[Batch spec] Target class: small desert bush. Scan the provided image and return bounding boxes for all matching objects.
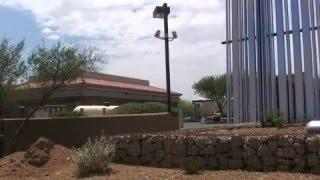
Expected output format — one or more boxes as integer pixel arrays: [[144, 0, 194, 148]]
[[52, 110, 83, 118], [182, 156, 205, 174], [109, 102, 167, 114], [263, 111, 284, 128], [74, 136, 116, 177]]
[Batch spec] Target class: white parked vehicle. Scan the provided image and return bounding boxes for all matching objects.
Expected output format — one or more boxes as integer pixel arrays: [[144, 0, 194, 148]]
[[73, 105, 118, 117], [307, 120, 320, 134]]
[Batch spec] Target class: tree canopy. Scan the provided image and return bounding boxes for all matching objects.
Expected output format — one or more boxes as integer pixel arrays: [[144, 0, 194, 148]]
[[0, 39, 26, 134], [192, 74, 227, 116], [12, 42, 101, 148]]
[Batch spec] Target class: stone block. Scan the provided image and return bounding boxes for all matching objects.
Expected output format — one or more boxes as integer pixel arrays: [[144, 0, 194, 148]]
[[277, 158, 294, 166], [230, 148, 243, 159], [231, 136, 243, 147], [278, 136, 294, 147], [307, 153, 319, 167], [187, 145, 199, 155], [127, 141, 141, 156], [228, 159, 244, 169], [294, 155, 306, 168], [246, 155, 262, 171], [262, 156, 277, 166], [218, 154, 229, 169], [306, 136, 320, 153], [275, 147, 296, 159], [217, 137, 231, 153], [293, 143, 305, 154], [246, 137, 266, 150], [268, 141, 278, 153], [200, 144, 216, 155], [207, 156, 218, 169], [244, 145, 256, 157], [258, 143, 271, 157]]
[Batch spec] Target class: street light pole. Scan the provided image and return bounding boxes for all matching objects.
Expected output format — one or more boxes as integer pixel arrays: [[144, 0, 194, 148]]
[[153, 3, 177, 113], [163, 4, 172, 113]]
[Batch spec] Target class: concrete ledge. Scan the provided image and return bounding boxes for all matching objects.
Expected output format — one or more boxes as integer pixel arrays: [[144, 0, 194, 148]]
[[2, 113, 179, 153]]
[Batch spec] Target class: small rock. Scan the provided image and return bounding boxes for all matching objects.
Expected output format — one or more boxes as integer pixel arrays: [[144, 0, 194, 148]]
[[306, 136, 320, 153], [24, 137, 54, 167], [278, 136, 294, 147]]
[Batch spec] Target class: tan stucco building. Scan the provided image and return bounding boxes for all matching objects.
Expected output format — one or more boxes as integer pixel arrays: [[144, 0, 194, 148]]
[[14, 71, 181, 117]]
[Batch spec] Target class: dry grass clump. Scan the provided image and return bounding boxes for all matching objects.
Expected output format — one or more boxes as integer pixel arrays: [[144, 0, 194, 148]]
[[74, 136, 116, 177]]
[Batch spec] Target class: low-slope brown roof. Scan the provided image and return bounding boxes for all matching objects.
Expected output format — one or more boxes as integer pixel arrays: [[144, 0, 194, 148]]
[[79, 78, 182, 96]]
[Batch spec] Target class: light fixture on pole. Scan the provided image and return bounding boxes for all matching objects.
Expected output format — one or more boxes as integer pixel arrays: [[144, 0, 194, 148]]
[[153, 3, 177, 113]]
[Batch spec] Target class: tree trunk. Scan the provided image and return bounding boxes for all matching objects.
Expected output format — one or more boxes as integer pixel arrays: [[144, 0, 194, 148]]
[[216, 101, 226, 117]]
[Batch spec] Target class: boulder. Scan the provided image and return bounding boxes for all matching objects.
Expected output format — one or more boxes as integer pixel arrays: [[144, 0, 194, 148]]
[[24, 137, 54, 167], [306, 136, 320, 153]]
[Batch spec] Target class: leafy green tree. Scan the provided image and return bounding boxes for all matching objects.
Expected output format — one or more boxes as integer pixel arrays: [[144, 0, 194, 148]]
[[13, 42, 101, 146], [192, 74, 227, 116], [0, 39, 26, 134], [178, 99, 193, 117]]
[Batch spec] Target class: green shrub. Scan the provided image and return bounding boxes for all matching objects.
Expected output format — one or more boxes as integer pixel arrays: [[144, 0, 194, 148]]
[[109, 102, 167, 114], [263, 111, 284, 128], [178, 99, 193, 117], [182, 156, 205, 174], [52, 110, 83, 118], [74, 136, 116, 177]]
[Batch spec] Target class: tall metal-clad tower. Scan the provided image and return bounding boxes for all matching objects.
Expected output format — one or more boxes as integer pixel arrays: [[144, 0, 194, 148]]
[[224, 0, 320, 123]]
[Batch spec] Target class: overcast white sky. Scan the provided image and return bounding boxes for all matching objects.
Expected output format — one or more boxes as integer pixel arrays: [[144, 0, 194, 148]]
[[0, 0, 226, 100]]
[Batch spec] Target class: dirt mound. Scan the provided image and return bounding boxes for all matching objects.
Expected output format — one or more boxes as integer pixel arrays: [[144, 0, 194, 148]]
[[0, 144, 74, 179], [24, 137, 54, 167]]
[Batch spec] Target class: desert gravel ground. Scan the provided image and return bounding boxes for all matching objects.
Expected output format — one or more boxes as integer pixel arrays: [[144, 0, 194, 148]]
[[1, 144, 320, 180]]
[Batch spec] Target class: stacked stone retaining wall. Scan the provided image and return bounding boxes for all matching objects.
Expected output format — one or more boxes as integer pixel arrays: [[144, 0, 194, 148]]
[[113, 134, 320, 173]]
